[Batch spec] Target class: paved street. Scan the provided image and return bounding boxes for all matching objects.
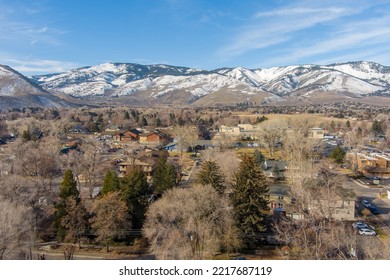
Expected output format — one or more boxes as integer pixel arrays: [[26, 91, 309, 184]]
[[343, 178, 390, 235]]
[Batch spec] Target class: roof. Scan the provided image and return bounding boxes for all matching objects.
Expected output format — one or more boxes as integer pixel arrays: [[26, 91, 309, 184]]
[[264, 160, 288, 170], [268, 185, 291, 196], [129, 128, 142, 135]]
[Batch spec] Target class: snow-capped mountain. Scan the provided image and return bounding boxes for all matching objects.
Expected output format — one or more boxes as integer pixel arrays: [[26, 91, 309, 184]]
[[0, 64, 72, 110], [30, 61, 390, 105]]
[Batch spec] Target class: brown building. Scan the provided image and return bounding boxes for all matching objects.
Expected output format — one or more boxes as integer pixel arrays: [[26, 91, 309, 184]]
[[139, 130, 171, 146], [119, 149, 168, 177], [114, 130, 140, 142], [347, 152, 390, 178]]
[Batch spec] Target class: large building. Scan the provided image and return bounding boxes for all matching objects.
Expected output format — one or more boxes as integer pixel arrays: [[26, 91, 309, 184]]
[[347, 152, 390, 178]]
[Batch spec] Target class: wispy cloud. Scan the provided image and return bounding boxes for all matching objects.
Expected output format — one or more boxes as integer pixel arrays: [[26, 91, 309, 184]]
[[0, 53, 78, 74], [216, 0, 389, 66], [0, 2, 66, 46], [257, 15, 390, 67], [217, 4, 359, 59]]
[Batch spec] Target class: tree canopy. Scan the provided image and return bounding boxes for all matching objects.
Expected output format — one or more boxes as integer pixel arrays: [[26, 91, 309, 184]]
[[230, 156, 270, 249]]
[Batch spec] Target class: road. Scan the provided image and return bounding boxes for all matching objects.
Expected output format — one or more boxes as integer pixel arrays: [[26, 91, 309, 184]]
[[343, 178, 390, 235]]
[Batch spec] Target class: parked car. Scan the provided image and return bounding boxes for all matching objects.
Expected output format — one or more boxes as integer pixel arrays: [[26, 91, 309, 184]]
[[361, 200, 372, 208], [352, 221, 375, 230], [358, 228, 377, 236], [352, 221, 368, 229], [368, 205, 380, 215]]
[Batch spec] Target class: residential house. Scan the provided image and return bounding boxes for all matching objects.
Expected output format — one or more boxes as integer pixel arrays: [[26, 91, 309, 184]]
[[113, 129, 140, 142], [164, 140, 217, 152], [119, 149, 168, 177], [308, 127, 324, 139], [216, 124, 260, 140], [263, 160, 287, 179], [347, 152, 390, 178], [267, 185, 291, 212], [139, 130, 171, 146]]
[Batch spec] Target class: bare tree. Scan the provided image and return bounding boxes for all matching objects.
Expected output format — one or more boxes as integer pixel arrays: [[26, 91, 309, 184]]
[[256, 119, 288, 158], [200, 149, 240, 186], [143, 185, 240, 259], [91, 191, 130, 252], [76, 141, 108, 198], [0, 198, 32, 259], [172, 125, 198, 157], [344, 129, 364, 175]]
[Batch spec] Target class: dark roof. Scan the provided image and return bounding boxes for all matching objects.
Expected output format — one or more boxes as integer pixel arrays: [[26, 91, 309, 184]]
[[264, 160, 288, 171], [129, 129, 142, 135], [268, 185, 290, 196]]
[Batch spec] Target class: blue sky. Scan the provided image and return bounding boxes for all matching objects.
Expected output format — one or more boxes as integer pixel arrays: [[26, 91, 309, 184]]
[[1, 0, 390, 75]]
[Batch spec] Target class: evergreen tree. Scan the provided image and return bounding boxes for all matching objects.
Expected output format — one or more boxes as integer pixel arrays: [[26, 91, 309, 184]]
[[329, 145, 346, 164], [155, 117, 162, 127], [55, 170, 80, 241], [141, 116, 148, 127], [372, 119, 384, 137], [230, 156, 269, 249], [21, 130, 31, 141], [101, 170, 120, 196], [121, 168, 150, 229], [253, 149, 265, 169], [346, 120, 351, 130], [153, 156, 177, 194], [196, 160, 225, 196], [330, 120, 336, 132], [124, 111, 130, 120], [59, 170, 80, 201]]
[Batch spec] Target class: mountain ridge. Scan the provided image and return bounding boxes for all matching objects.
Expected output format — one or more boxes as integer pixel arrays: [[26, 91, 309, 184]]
[[30, 61, 390, 105], [1, 61, 390, 109], [0, 64, 74, 110]]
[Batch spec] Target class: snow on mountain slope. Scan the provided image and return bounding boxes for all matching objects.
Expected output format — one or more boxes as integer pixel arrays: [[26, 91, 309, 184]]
[[30, 61, 390, 104], [325, 61, 390, 87], [1, 64, 46, 96], [0, 64, 73, 110]]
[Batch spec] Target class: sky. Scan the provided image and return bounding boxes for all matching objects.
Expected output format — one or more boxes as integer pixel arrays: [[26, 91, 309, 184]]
[[1, 0, 390, 75]]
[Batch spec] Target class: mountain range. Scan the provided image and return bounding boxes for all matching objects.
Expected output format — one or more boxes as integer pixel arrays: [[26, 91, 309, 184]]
[[0, 64, 71, 110], [1, 61, 390, 109]]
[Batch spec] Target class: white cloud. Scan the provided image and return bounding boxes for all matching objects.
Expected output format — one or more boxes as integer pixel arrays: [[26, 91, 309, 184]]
[[0, 53, 79, 74], [216, 0, 390, 66], [256, 7, 348, 17], [257, 15, 390, 67], [217, 3, 359, 59]]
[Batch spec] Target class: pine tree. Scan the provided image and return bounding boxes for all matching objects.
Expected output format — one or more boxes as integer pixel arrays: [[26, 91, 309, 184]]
[[55, 170, 80, 241], [59, 170, 80, 201], [253, 149, 265, 168], [346, 120, 351, 130], [121, 168, 150, 229], [230, 156, 269, 249], [141, 116, 148, 127], [153, 156, 177, 194], [101, 170, 120, 196], [155, 117, 162, 127], [372, 119, 384, 137], [196, 160, 225, 196], [329, 145, 346, 164]]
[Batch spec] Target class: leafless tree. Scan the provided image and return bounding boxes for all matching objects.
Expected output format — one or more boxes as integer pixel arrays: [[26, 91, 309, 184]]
[[0, 198, 32, 259], [91, 191, 130, 252], [172, 125, 198, 157], [200, 149, 240, 186], [143, 184, 240, 259], [256, 119, 288, 158]]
